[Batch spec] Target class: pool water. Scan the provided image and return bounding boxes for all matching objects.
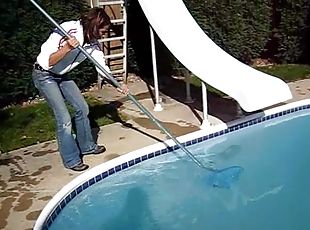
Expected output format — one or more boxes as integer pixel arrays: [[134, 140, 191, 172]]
[[50, 110, 310, 230]]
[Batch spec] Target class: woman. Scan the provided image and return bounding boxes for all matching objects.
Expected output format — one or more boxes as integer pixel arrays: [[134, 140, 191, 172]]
[[32, 8, 127, 172]]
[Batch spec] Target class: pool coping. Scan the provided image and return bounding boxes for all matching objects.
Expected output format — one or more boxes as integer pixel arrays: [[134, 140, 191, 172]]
[[33, 99, 310, 230]]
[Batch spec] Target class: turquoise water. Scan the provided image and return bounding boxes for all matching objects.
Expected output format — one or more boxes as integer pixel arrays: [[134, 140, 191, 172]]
[[50, 110, 310, 230]]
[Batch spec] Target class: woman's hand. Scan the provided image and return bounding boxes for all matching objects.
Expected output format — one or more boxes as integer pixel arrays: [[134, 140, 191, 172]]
[[64, 37, 80, 51], [117, 84, 129, 95]]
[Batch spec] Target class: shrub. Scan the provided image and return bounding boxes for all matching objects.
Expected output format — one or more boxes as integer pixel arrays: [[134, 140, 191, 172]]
[[187, 0, 272, 63], [0, 0, 92, 108], [275, 0, 310, 63]]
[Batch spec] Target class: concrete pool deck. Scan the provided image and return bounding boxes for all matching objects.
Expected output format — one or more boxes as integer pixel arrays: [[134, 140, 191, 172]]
[[0, 76, 310, 230]]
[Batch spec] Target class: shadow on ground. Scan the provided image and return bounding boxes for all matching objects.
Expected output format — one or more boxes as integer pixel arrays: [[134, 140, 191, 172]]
[[87, 101, 163, 144]]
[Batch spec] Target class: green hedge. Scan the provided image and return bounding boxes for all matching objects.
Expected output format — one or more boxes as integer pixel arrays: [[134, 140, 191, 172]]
[[184, 0, 272, 63], [275, 0, 310, 63], [0, 0, 94, 108]]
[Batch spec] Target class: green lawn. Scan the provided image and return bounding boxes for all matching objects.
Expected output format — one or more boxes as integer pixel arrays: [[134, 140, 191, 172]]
[[0, 96, 126, 153], [256, 64, 310, 82]]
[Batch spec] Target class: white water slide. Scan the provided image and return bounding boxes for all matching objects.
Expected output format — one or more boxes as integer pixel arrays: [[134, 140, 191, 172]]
[[137, 0, 292, 112]]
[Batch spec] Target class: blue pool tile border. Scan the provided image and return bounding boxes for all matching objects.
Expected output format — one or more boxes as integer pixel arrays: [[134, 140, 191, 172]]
[[43, 104, 310, 229]]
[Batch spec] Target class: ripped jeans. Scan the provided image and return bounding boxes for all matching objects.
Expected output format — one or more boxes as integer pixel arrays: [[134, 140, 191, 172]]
[[32, 69, 97, 168]]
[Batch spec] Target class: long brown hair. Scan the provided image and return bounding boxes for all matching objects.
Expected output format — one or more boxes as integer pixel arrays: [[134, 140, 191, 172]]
[[80, 7, 111, 44]]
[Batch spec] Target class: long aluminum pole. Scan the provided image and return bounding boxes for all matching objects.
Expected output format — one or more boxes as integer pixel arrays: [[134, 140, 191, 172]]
[[29, 0, 209, 170]]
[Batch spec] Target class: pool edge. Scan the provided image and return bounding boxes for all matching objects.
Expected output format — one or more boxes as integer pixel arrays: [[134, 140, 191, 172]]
[[33, 99, 310, 230]]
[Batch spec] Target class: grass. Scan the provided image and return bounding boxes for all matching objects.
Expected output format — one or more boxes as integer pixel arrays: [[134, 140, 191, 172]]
[[256, 64, 310, 82], [0, 95, 126, 153], [189, 64, 310, 96]]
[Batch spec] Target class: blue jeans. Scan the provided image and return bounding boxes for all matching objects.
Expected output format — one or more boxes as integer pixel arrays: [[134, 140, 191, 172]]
[[32, 69, 97, 168]]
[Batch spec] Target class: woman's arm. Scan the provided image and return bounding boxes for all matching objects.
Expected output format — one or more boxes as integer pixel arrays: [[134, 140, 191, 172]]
[[48, 37, 80, 66], [37, 21, 80, 70]]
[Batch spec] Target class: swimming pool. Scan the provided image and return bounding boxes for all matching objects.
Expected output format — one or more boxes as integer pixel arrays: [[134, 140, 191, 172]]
[[34, 99, 310, 230]]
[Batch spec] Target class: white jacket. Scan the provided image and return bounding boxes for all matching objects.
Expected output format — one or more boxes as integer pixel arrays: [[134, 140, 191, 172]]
[[36, 20, 110, 77]]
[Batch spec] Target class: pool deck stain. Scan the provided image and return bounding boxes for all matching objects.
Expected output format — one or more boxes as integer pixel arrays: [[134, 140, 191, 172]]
[[0, 76, 309, 230]]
